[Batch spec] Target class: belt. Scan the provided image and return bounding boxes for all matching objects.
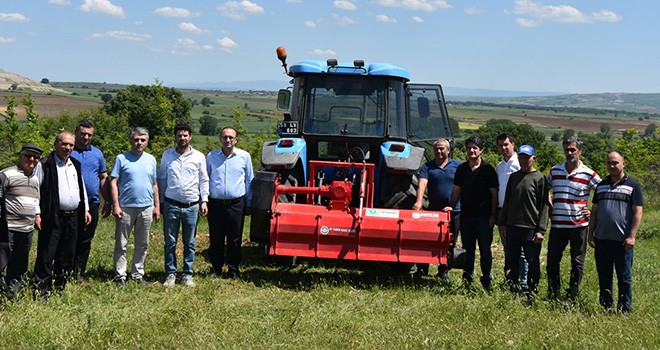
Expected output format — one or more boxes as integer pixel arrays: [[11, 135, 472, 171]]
[[210, 196, 244, 205], [165, 197, 200, 208], [59, 209, 78, 217]]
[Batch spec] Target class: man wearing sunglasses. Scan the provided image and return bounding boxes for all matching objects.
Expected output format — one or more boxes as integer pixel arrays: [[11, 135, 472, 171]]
[[0, 144, 43, 300]]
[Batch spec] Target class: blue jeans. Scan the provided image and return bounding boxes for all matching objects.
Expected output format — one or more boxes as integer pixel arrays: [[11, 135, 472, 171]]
[[163, 202, 200, 276], [594, 238, 634, 312], [504, 226, 541, 293], [460, 215, 493, 284]]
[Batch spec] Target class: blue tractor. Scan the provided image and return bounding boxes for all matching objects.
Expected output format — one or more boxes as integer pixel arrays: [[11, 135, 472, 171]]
[[250, 47, 453, 243]]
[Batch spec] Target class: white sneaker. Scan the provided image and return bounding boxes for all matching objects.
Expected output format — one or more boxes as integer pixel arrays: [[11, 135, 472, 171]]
[[163, 274, 176, 288], [181, 275, 195, 287]]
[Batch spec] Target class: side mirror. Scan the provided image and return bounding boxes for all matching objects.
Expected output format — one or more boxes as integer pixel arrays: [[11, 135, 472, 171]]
[[277, 89, 291, 110]]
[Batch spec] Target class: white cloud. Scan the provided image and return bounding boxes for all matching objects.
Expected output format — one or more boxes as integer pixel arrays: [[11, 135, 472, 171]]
[[217, 1, 264, 20], [334, 1, 357, 11], [179, 22, 208, 34], [80, 0, 125, 18], [377, 0, 451, 12], [309, 49, 336, 56], [331, 13, 358, 25], [376, 14, 396, 23], [464, 7, 481, 15], [412, 16, 424, 23], [287, 0, 303, 3], [91, 31, 151, 41], [175, 38, 197, 49], [154, 7, 200, 18], [513, 0, 622, 27], [217, 36, 238, 52], [0, 37, 17, 44], [48, 0, 71, 5], [304, 20, 317, 28], [0, 13, 29, 22], [202, 44, 214, 50]]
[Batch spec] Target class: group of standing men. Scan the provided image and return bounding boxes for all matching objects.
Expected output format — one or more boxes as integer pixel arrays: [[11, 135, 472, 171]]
[[415, 134, 643, 312], [0, 121, 253, 302]]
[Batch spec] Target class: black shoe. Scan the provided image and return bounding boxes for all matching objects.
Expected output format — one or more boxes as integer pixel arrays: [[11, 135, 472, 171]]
[[134, 277, 150, 286], [438, 271, 451, 282], [223, 271, 240, 280], [115, 278, 126, 288], [480, 277, 492, 292]]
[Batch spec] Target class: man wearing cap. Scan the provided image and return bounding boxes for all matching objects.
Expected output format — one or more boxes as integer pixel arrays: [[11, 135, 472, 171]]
[[0, 144, 43, 300], [35, 131, 92, 302], [70, 120, 110, 283], [499, 145, 550, 302]]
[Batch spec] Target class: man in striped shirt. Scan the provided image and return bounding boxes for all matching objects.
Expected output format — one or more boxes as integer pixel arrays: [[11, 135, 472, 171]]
[[547, 137, 601, 301], [0, 144, 43, 300]]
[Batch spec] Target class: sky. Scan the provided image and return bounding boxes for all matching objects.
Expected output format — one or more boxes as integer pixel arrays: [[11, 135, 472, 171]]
[[1, 0, 659, 94]]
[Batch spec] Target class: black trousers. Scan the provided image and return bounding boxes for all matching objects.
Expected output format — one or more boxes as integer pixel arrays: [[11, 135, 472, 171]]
[[207, 197, 245, 274], [74, 202, 99, 278], [34, 213, 78, 294], [546, 226, 588, 297], [2, 229, 34, 296]]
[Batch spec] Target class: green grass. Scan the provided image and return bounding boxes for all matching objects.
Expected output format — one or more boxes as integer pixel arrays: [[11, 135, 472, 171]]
[[1, 210, 659, 349]]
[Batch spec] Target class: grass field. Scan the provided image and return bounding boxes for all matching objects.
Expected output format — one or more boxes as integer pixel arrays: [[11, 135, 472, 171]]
[[1, 210, 658, 349]]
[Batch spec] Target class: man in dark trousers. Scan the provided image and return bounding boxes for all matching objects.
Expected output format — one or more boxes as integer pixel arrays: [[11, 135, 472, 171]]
[[70, 120, 110, 283], [206, 126, 253, 279], [0, 143, 43, 300], [35, 131, 91, 302], [444, 136, 498, 291]]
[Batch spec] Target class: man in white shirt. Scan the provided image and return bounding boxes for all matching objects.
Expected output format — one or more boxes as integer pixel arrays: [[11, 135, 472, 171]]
[[495, 133, 528, 287], [158, 123, 209, 287]]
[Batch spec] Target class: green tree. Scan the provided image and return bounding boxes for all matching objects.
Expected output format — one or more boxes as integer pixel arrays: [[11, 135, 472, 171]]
[[562, 129, 575, 140], [199, 115, 219, 136], [100, 93, 113, 103], [643, 123, 657, 139], [449, 117, 460, 137], [201, 97, 212, 107], [103, 83, 191, 151]]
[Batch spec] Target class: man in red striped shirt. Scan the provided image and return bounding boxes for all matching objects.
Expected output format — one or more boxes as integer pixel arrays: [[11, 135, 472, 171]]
[[547, 137, 601, 301]]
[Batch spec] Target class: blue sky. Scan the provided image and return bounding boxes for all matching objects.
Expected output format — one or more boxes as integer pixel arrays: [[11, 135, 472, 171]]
[[1, 0, 658, 93]]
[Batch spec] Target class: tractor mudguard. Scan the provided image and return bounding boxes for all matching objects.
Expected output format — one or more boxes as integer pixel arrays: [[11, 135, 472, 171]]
[[380, 141, 425, 174], [261, 138, 307, 171]]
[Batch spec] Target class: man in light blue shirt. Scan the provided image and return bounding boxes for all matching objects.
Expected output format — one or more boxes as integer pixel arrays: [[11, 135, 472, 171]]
[[206, 126, 253, 279], [110, 127, 160, 286], [158, 123, 209, 287]]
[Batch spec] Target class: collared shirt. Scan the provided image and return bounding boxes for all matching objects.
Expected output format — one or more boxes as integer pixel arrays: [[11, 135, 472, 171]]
[[496, 153, 520, 208], [0, 165, 40, 232], [158, 147, 209, 204], [71, 145, 107, 204], [55, 156, 88, 211], [207, 147, 254, 206], [111, 151, 158, 208], [592, 175, 643, 241], [549, 161, 601, 228], [419, 158, 461, 211]]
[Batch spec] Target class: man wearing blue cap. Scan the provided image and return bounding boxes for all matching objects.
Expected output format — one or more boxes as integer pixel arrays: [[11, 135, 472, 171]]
[[499, 144, 550, 302]]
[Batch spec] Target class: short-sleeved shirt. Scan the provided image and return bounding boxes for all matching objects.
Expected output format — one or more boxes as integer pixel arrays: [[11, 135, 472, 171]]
[[453, 160, 498, 217], [592, 175, 643, 241], [496, 154, 520, 208], [549, 161, 601, 228], [71, 145, 107, 204], [419, 158, 461, 211], [111, 151, 157, 208]]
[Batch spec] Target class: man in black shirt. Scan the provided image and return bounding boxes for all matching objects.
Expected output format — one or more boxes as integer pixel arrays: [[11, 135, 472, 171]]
[[444, 137, 498, 291]]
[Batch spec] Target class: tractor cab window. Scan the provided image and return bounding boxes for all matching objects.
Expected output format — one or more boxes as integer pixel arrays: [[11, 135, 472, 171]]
[[407, 84, 452, 143], [302, 75, 388, 137]]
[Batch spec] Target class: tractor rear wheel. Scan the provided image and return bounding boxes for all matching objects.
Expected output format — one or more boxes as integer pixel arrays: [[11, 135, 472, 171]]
[[276, 162, 307, 204]]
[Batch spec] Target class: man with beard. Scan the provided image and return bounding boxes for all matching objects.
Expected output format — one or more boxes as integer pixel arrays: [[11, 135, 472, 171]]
[[158, 123, 209, 287]]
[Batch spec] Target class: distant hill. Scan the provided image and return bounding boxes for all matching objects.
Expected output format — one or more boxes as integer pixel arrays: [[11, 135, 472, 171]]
[[0, 69, 67, 93], [449, 93, 660, 114]]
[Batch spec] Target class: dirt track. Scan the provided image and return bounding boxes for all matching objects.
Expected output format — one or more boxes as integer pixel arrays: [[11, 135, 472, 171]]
[[520, 113, 650, 133], [0, 93, 101, 119]]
